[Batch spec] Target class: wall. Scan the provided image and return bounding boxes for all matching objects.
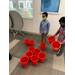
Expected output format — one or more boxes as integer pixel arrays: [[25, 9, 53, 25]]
[[22, 0, 65, 35]]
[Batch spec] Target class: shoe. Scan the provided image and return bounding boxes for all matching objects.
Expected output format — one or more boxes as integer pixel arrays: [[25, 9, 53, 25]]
[[9, 55, 12, 60], [53, 53, 59, 57], [57, 54, 61, 56], [39, 43, 41, 45]]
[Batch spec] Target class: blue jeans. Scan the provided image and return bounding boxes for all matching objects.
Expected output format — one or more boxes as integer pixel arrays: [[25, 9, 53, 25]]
[[59, 43, 65, 55]]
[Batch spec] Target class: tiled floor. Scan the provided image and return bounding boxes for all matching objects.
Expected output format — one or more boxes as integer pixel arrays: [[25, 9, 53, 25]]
[[9, 32, 65, 75], [9, 57, 20, 75], [9, 39, 20, 50], [53, 54, 65, 72]]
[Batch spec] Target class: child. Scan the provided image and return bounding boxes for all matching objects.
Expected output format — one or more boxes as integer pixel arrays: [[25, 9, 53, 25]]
[[39, 12, 50, 44], [53, 17, 65, 56]]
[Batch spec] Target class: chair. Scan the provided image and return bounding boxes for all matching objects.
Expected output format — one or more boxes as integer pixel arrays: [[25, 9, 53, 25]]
[[9, 11, 24, 37], [9, 15, 14, 33]]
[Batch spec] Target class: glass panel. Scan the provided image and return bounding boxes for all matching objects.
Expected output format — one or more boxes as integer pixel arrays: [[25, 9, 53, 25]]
[[9, 1, 17, 11], [9, 0, 33, 18], [26, 1, 33, 17], [18, 0, 33, 17]]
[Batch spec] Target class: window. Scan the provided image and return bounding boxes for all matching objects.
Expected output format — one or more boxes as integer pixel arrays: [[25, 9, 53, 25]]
[[41, 0, 60, 13], [9, 0, 33, 18], [9, 1, 17, 11]]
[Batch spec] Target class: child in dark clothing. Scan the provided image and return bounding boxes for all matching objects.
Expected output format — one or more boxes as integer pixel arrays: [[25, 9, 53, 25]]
[[53, 17, 65, 56]]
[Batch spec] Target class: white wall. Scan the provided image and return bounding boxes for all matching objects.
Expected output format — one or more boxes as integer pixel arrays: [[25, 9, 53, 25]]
[[22, 0, 65, 35]]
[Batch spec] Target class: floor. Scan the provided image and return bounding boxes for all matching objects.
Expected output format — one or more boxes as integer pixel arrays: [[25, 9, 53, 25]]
[[9, 32, 65, 75]]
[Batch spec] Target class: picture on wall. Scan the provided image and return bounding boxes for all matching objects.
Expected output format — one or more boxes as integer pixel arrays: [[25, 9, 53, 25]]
[[41, 0, 60, 13]]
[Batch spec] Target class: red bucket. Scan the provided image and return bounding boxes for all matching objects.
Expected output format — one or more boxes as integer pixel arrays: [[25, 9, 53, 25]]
[[25, 51, 33, 61], [29, 40, 34, 46], [40, 43, 46, 50], [20, 56, 29, 67], [31, 55, 39, 65], [28, 47, 35, 52], [51, 41, 61, 51], [47, 36, 55, 44], [33, 49, 40, 55], [39, 53, 46, 62], [24, 39, 30, 46]]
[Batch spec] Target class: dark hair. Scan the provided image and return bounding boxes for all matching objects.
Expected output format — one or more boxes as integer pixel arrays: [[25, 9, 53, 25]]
[[42, 12, 48, 17], [59, 17, 65, 23]]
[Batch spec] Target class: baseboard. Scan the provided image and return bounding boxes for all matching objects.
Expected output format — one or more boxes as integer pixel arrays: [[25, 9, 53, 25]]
[[10, 29, 58, 40], [22, 30, 58, 39], [22, 30, 53, 37]]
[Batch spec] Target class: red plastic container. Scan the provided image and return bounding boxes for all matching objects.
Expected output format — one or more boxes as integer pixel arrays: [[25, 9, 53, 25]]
[[33, 49, 40, 55], [20, 56, 29, 67], [40, 43, 46, 50], [29, 40, 34, 46], [39, 53, 46, 62], [28, 47, 35, 52], [25, 51, 33, 61], [24, 39, 30, 46], [31, 55, 39, 65], [47, 36, 55, 44], [51, 41, 61, 51]]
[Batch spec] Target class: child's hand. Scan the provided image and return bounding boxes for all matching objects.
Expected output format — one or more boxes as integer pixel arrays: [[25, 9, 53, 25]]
[[52, 35, 55, 37], [40, 32, 41, 33], [59, 42, 63, 44]]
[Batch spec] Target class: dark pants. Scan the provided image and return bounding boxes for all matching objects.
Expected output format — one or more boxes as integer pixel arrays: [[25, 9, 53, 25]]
[[59, 43, 65, 55]]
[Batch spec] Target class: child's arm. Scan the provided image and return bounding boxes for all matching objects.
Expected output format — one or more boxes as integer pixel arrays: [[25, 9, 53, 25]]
[[47, 22, 50, 34], [62, 37, 65, 44], [39, 22, 42, 33], [54, 27, 61, 36]]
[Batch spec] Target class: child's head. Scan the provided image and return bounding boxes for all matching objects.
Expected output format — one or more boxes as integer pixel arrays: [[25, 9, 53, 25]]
[[42, 12, 48, 21], [59, 17, 65, 26]]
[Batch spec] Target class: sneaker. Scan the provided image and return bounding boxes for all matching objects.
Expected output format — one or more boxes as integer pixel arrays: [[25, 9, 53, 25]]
[[39, 43, 41, 45], [57, 54, 61, 56]]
